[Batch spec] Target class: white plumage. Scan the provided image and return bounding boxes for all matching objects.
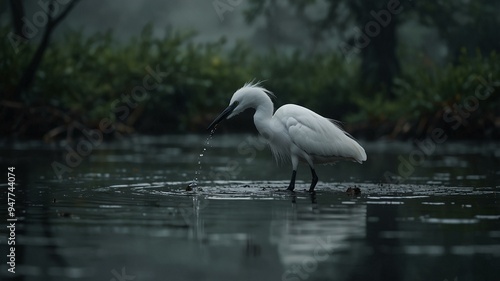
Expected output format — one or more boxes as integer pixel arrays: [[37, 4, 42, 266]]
[[208, 82, 367, 192]]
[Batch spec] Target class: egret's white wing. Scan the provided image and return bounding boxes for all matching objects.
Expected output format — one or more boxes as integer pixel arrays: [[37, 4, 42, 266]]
[[275, 104, 367, 163]]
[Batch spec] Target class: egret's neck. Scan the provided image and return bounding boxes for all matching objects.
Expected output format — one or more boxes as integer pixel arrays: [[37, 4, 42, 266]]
[[253, 101, 274, 135]]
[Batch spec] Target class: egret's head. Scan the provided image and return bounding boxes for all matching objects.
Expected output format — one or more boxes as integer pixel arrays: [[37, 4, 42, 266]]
[[207, 81, 274, 131]]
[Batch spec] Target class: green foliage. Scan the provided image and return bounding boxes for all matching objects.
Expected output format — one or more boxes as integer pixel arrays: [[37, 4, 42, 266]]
[[1, 24, 498, 140], [394, 51, 499, 116], [1, 26, 34, 95], [1, 24, 254, 136], [348, 50, 500, 138], [252, 51, 359, 119], [1, 24, 358, 137]]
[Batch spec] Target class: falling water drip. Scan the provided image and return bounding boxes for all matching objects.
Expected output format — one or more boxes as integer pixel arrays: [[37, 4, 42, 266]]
[[188, 126, 217, 191]]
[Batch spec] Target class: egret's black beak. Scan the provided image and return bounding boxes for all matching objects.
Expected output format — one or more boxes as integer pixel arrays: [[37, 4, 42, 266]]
[[207, 102, 238, 131]]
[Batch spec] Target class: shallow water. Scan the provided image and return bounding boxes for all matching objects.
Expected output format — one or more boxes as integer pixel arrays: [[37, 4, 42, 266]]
[[0, 135, 499, 281]]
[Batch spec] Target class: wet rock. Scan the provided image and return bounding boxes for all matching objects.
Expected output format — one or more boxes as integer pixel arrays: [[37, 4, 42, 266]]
[[346, 186, 361, 196]]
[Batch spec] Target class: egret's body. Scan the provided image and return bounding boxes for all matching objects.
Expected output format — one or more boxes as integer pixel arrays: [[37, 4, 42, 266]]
[[208, 82, 367, 192]]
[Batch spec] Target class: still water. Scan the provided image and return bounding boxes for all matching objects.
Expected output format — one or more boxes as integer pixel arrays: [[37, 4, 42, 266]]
[[0, 135, 499, 281]]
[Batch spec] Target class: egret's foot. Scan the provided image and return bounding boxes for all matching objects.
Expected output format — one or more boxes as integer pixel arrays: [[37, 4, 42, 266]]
[[287, 185, 295, 192]]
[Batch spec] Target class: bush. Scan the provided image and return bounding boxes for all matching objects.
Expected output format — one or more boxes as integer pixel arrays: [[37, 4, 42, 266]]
[[1, 24, 498, 140], [1, 25, 254, 137], [347, 50, 500, 139]]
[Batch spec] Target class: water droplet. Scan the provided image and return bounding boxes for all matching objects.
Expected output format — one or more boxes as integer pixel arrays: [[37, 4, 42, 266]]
[[190, 126, 218, 191]]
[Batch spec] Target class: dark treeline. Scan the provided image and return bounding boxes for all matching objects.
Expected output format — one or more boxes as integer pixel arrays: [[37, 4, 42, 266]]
[[1, 0, 499, 141]]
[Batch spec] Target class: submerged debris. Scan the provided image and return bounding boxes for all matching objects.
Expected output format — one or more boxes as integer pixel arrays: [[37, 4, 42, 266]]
[[186, 181, 198, 191], [346, 186, 361, 196], [57, 212, 72, 218]]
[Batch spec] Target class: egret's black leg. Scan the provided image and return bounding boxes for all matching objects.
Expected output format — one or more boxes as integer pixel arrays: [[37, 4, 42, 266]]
[[287, 170, 297, 191], [308, 167, 318, 192]]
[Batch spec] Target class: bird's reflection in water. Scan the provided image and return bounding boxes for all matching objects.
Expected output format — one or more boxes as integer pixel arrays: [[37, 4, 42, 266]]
[[289, 191, 318, 211], [271, 191, 367, 280]]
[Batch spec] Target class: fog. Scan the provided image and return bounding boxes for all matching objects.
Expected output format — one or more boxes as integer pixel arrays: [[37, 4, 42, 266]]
[[2, 0, 497, 139]]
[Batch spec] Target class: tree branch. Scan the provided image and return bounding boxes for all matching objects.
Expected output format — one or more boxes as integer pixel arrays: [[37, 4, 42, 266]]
[[9, 0, 26, 39], [14, 0, 80, 98], [50, 0, 80, 28]]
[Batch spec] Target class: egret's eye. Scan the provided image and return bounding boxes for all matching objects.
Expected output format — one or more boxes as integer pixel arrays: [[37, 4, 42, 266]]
[[229, 101, 239, 111]]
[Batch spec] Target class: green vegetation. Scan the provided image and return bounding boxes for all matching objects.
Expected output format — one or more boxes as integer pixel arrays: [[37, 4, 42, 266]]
[[350, 50, 500, 139], [1, 24, 499, 140]]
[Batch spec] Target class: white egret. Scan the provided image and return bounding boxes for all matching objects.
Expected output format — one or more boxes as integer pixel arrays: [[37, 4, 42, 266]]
[[207, 82, 367, 192]]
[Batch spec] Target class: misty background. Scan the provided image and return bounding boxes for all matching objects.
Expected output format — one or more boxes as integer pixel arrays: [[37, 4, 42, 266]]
[[1, 0, 499, 140], [1, 0, 446, 57]]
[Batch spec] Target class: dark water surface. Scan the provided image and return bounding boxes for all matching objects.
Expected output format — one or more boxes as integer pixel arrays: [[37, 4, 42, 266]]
[[0, 135, 499, 281]]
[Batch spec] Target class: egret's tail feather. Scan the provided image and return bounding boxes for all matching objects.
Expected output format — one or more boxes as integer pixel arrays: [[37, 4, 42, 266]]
[[327, 118, 366, 163], [344, 136, 367, 163], [353, 143, 367, 163]]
